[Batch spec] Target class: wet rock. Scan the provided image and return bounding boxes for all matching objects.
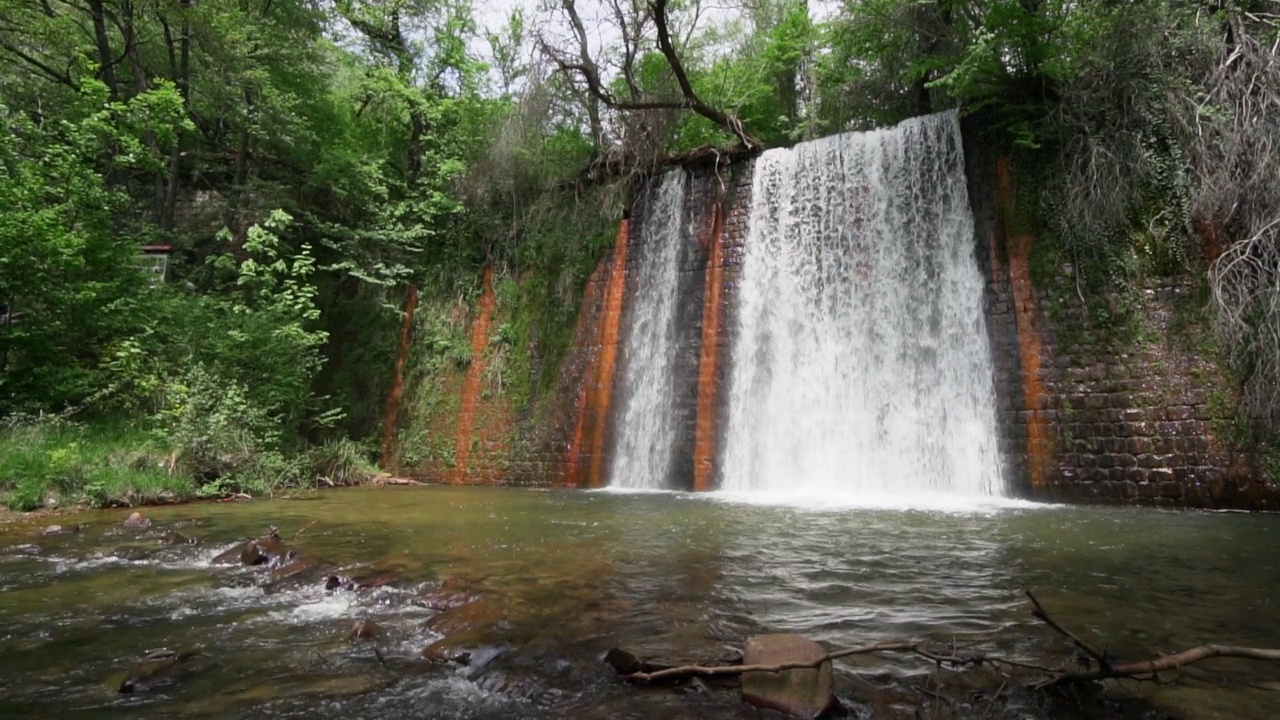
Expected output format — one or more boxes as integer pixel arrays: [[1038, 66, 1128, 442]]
[[210, 543, 246, 564], [604, 648, 645, 675], [40, 524, 80, 537], [118, 649, 199, 694], [162, 531, 199, 545], [326, 563, 404, 593], [417, 577, 480, 611], [603, 648, 675, 677], [741, 634, 836, 719], [241, 534, 286, 566], [349, 619, 383, 641], [121, 512, 151, 530], [421, 630, 512, 668], [351, 567, 401, 589], [211, 528, 286, 566], [111, 545, 154, 561], [262, 555, 331, 594], [425, 597, 506, 637]]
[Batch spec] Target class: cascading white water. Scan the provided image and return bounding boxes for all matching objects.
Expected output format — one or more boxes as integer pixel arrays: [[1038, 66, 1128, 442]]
[[721, 111, 1005, 500], [609, 170, 688, 489]]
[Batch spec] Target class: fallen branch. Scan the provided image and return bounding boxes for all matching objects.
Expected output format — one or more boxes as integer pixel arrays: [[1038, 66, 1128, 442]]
[[1025, 589, 1114, 673], [620, 591, 1280, 691]]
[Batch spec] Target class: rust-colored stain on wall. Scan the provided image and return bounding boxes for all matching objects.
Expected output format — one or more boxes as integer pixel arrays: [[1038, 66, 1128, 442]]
[[693, 204, 726, 491], [564, 221, 630, 488], [996, 157, 1051, 491], [450, 268, 498, 484], [380, 285, 419, 471], [562, 264, 609, 487]]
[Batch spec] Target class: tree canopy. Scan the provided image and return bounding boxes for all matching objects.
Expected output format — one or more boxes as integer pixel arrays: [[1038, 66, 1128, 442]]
[[2, 0, 1279, 499]]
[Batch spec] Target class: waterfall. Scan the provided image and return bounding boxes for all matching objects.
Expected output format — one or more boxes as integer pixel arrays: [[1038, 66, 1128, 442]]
[[609, 171, 688, 489], [721, 112, 1005, 500]]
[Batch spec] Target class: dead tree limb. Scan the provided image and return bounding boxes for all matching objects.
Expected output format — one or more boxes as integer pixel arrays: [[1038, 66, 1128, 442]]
[[540, 0, 761, 151], [619, 591, 1280, 690], [1024, 589, 1114, 674], [648, 0, 760, 149]]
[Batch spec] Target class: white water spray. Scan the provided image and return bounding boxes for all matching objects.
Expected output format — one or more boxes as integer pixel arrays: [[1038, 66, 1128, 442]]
[[721, 112, 1005, 500], [610, 171, 688, 489]]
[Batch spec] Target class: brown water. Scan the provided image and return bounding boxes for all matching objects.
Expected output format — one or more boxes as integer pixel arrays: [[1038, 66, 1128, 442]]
[[0, 486, 1277, 719]]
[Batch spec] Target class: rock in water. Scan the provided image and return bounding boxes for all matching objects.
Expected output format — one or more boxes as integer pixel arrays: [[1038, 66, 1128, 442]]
[[603, 648, 645, 676], [162, 531, 198, 545], [349, 619, 383, 641], [118, 649, 199, 694], [741, 634, 836, 719], [122, 512, 150, 530], [211, 527, 287, 566], [41, 524, 80, 537]]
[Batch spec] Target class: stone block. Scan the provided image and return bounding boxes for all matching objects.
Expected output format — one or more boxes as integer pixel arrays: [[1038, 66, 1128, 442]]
[[742, 634, 836, 719]]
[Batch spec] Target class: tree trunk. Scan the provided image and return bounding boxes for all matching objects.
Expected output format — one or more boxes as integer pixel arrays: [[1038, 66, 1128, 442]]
[[87, 0, 119, 100]]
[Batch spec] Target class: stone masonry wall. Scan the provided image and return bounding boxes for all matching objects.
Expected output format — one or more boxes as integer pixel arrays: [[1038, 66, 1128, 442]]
[[389, 122, 1276, 508], [963, 116, 1280, 509]]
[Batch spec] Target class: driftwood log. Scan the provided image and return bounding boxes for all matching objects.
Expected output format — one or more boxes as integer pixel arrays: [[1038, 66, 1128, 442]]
[[621, 590, 1280, 690]]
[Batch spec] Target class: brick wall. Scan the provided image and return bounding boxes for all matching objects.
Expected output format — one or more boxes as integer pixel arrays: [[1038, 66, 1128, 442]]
[[963, 117, 1279, 509], [388, 125, 1276, 509]]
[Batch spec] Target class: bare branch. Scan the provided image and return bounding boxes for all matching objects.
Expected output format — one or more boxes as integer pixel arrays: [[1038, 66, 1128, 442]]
[[649, 0, 760, 149], [614, 591, 1280, 692]]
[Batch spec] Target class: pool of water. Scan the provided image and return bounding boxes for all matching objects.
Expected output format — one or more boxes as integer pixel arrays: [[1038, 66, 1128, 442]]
[[0, 486, 1277, 719]]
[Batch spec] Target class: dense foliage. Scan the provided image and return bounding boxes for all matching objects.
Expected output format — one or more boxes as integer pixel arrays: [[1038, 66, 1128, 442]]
[[2, 0, 1278, 506]]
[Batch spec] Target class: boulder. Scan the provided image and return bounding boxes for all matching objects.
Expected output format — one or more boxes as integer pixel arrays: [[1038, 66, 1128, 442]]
[[121, 512, 151, 530], [741, 634, 836, 719]]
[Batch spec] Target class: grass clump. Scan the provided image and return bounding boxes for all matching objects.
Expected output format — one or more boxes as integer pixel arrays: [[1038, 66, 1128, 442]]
[[0, 418, 192, 511]]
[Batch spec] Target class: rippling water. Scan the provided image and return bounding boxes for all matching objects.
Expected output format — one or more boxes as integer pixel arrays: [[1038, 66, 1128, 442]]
[[0, 487, 1277, 719]]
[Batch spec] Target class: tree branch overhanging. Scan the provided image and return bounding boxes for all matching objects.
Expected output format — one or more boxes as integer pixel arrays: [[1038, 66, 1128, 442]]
[[540, 0, 761, 153]]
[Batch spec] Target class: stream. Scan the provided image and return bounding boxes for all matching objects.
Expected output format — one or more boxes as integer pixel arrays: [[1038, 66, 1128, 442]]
[[0, 486, 1277, 719]]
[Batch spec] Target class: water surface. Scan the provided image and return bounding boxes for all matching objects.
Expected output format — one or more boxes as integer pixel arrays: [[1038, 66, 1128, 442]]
[[0, 487, 1276, 718]]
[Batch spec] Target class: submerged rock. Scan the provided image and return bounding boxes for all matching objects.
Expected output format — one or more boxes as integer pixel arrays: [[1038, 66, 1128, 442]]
[[417, 577, 480, 611], [162, 531, 199, 545], [425, 597, 506, 637], [111, 545, 154, 561], [121, 512, 151, 530], [118, 649, 199, 694], [741, 634, 836, 719], [40, 524, 80, 537]]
